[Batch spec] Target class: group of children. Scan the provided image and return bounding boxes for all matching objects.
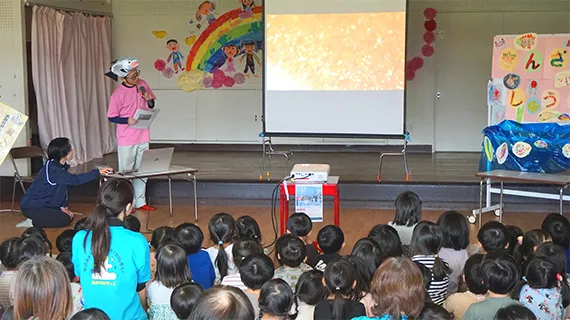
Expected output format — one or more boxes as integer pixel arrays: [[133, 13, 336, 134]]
[[0, 189, 570, 320]]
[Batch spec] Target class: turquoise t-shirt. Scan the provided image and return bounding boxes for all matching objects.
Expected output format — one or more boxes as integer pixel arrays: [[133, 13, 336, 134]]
[[72, 223, 151, 320]]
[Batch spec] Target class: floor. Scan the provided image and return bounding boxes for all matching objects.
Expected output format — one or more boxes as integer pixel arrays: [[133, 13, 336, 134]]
[[74, 151, 484, 183], [0, 202, 551, 255]]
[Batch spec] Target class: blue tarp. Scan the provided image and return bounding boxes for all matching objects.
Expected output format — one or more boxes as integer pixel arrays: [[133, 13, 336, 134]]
[[480, 120, 570, 173]]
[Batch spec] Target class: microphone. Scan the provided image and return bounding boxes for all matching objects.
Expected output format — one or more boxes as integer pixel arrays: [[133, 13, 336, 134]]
[[139, 86, 155, 108]]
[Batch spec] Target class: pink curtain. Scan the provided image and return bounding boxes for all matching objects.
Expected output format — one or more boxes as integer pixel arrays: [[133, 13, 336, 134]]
[[31, 6, 116, 165]]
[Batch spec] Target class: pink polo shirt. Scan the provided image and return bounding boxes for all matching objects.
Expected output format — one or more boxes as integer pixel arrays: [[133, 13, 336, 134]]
[[107, 79, 156, 146]]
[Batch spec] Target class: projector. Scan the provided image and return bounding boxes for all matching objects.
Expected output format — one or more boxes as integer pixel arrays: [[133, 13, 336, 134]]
[[291, 164, 330, 183]]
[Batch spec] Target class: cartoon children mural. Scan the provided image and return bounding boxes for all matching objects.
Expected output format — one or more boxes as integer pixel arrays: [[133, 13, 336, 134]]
[[166, 39, 185, 73], [238, 0, 255, 18], [222, 44, 239, 73], [240, 41, 261, 77], [196, 1, 216, 25]]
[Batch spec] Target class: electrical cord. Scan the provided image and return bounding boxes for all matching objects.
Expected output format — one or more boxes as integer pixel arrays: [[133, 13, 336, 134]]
[[265, 175, 294, 255]]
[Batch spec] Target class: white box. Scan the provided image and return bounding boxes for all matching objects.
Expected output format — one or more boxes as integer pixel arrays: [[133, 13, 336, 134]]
[[291, 164, 330, 182]]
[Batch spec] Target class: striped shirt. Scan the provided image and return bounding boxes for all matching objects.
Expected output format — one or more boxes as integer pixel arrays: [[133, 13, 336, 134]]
[[412, 255, 450, 305], [220, 272, 247, 291]]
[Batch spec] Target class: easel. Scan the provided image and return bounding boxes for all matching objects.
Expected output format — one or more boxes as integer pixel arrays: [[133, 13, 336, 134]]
[[377, 133, 411, 182], [259, 135, 294, 181]]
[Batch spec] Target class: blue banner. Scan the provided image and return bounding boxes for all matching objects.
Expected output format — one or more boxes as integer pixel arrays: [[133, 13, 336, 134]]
[[480, 120, 570, 173]]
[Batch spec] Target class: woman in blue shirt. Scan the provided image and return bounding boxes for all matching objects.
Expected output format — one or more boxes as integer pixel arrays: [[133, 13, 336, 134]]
[[72, 179, 151, 320], [19, 137, 112, 228]]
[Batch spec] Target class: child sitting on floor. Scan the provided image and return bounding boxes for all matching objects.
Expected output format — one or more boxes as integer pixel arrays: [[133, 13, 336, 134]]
[[314, 225, 344, 272], [221, 238, 262, 290], [444, 254, 487, 320], [174, 223, 215, 289], [477, 221, 509, 253], [287, 212, 319, 267], [240, 253, 275, 316], [274, 234, 312, 291], [206, 213, 238, 284], [56, 251, 84, 316], [388, 191, 422, 246]]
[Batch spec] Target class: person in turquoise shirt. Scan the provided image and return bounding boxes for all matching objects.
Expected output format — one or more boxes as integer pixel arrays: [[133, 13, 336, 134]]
[[72, 179, 151, 320]]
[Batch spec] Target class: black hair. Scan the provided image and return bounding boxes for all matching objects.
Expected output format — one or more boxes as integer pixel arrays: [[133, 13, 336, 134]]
[[150, 226, 174, 250], [494, 305, 537, 320], [209, 213, 238, 279], [47, 137, 72, 161], [419, 302, 453, 320], [410, 221, 451, 281], [239, 253, 275, 290], [0, 237, 20, 270], [56, 229, 75, 253], [481, 251, 520, 294], [22, 227, 52, 256], [287, 212, 312, 237], [317, 225, 344, 254], [542, 213, 570, 248], [170, 282, 204, 319], [296, 270, 327, 306], [323, 258, 356, 320], [415, 261, 432, 291], [174, 223, 203, 255], [188, 285, 254, 320], [236, 215, 262, 246], [14, 236, 47, 266], [70, 308, 111, 320], [436, 211, 469, 250], [258, 279, 298, 320], [477, 221, 509, 252], [368, 224, 403, 257], [393, 191, 422, 227], [512, 256, 570, 307], [155, 243, 192, 289], [513, 229, 550, 267], [56, 251, 76, 281], [349, 238, 383, 299], [534, 242, 570, 307], [241, 0, 255, 9], [276, 234, 306, 268], [464, 254, 487, 295], [74, 217, 87, 233], [505, 225, 524, 255], [347, 255, 371, 301], [123, 215, 141, 233], [232, 238, 262, 268], [166, 39, 178, 45]]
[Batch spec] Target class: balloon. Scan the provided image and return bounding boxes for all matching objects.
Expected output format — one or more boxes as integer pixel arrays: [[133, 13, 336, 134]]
[[233, 73, 246, 84], [406, 69, 416, 81], [424, 8, 437, 20], [162, 67, 174, 79], [423, 31, 436, 44], [202, 76, 213, 88], [154, 59, 166, 72], [224, 76, 235, 87], [213, 70, 225, 81], [411, 57, 424, 70], [422, 44, 435, 57], [424, 20, 437, 32], [212, 79, 223, 89]]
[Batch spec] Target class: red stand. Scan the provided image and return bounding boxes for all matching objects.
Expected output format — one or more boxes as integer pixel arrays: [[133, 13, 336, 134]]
[[279, 176, 340, 235]]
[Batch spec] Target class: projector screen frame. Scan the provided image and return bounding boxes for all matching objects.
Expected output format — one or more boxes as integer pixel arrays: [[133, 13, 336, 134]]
[[261, 1, 409, 139]]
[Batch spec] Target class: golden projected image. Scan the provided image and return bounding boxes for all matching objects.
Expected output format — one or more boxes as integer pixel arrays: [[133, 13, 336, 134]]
[[266, 12, 406, 91]]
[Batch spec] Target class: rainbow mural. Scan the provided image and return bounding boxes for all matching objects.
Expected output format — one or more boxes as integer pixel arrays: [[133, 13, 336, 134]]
[[186, 6, 263, 73]]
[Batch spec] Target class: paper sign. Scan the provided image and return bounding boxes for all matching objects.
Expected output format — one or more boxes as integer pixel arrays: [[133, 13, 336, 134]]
[[514, 33, 538, 51], [130, 109, 160, 129], [295, 184, 323, 222], [0, 102, 28, 165]]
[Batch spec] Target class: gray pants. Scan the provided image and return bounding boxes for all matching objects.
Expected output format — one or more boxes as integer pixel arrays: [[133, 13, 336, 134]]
[[117, 142, 149, 208]]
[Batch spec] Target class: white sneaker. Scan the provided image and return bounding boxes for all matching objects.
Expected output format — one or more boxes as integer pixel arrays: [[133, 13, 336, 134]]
[[15, 218, 33, 228]]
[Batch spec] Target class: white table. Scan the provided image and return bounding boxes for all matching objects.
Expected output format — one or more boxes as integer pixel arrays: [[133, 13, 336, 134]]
[[104, 166, 198, 221]]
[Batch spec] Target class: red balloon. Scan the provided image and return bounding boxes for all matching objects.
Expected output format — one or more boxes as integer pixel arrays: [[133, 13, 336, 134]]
[[406, 69, 416, 81], [422, 44, 435, 57], [424, 20, 437, 32], [424, 8, 437, 20], [223, 76, 235, 87], [423, 31, 436, 44], [213, 70, 225, 81], [212, 79, 223, 89], [411, 57, 424, 70]]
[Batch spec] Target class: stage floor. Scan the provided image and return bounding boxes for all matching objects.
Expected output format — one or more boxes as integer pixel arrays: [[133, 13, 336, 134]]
[[77, 151, 483, 183]]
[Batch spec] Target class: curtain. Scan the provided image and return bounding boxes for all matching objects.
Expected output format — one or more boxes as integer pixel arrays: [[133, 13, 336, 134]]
[[31, 6, 116, 166]]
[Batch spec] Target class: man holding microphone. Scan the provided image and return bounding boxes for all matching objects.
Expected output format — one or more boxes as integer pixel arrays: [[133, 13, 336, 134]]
[[106, 57, 156, 211]]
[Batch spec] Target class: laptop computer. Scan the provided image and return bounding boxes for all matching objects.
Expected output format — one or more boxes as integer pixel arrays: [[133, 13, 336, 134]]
[[133, 147, 174, 174]]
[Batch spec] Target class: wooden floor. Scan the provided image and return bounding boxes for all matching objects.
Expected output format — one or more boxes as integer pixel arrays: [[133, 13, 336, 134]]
[[76, 151, 483, 183], [0, 202, 551, 255]]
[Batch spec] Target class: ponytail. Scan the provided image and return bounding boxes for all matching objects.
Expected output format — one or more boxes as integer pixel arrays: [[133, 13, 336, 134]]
[[216, 242, 230, 279], [510, 276, 526, 301], [431, 256, 451, 281], [513, 230, 550, 267], [84, 204, 111, 274], [331, 290, 346, 320], [561, 275, 570, 308]]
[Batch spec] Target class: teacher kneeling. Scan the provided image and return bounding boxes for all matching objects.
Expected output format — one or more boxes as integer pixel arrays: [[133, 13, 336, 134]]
[[17, 137, 112, 228]]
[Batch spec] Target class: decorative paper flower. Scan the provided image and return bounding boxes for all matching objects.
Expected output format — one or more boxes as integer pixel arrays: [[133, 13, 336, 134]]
[[411, 57, 424, 70], [202, 76, 213, 88], [423, 31, 436, 44], [406, 69, 416, 81], [162, 67, 174, 79], [212, 79, 223, 89], [223, 76, 235, 87], [422, 44, 435, 57], [424, 8, 437, 20], [154, 59, 166, 71], [178, 70, 204, 92], [424, 20, 437, 32], [213, 70, 226, 81], [233, 73, 246, 84]]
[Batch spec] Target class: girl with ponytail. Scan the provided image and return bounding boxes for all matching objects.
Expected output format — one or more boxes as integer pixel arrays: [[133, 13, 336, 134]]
[[206, 212, 238, 284], [314, 258, 366, 320], [512, 229, 550, 269], [72, 179, 151, 320], [258, 279, 298, 320], [410, 221, 452, 305]]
